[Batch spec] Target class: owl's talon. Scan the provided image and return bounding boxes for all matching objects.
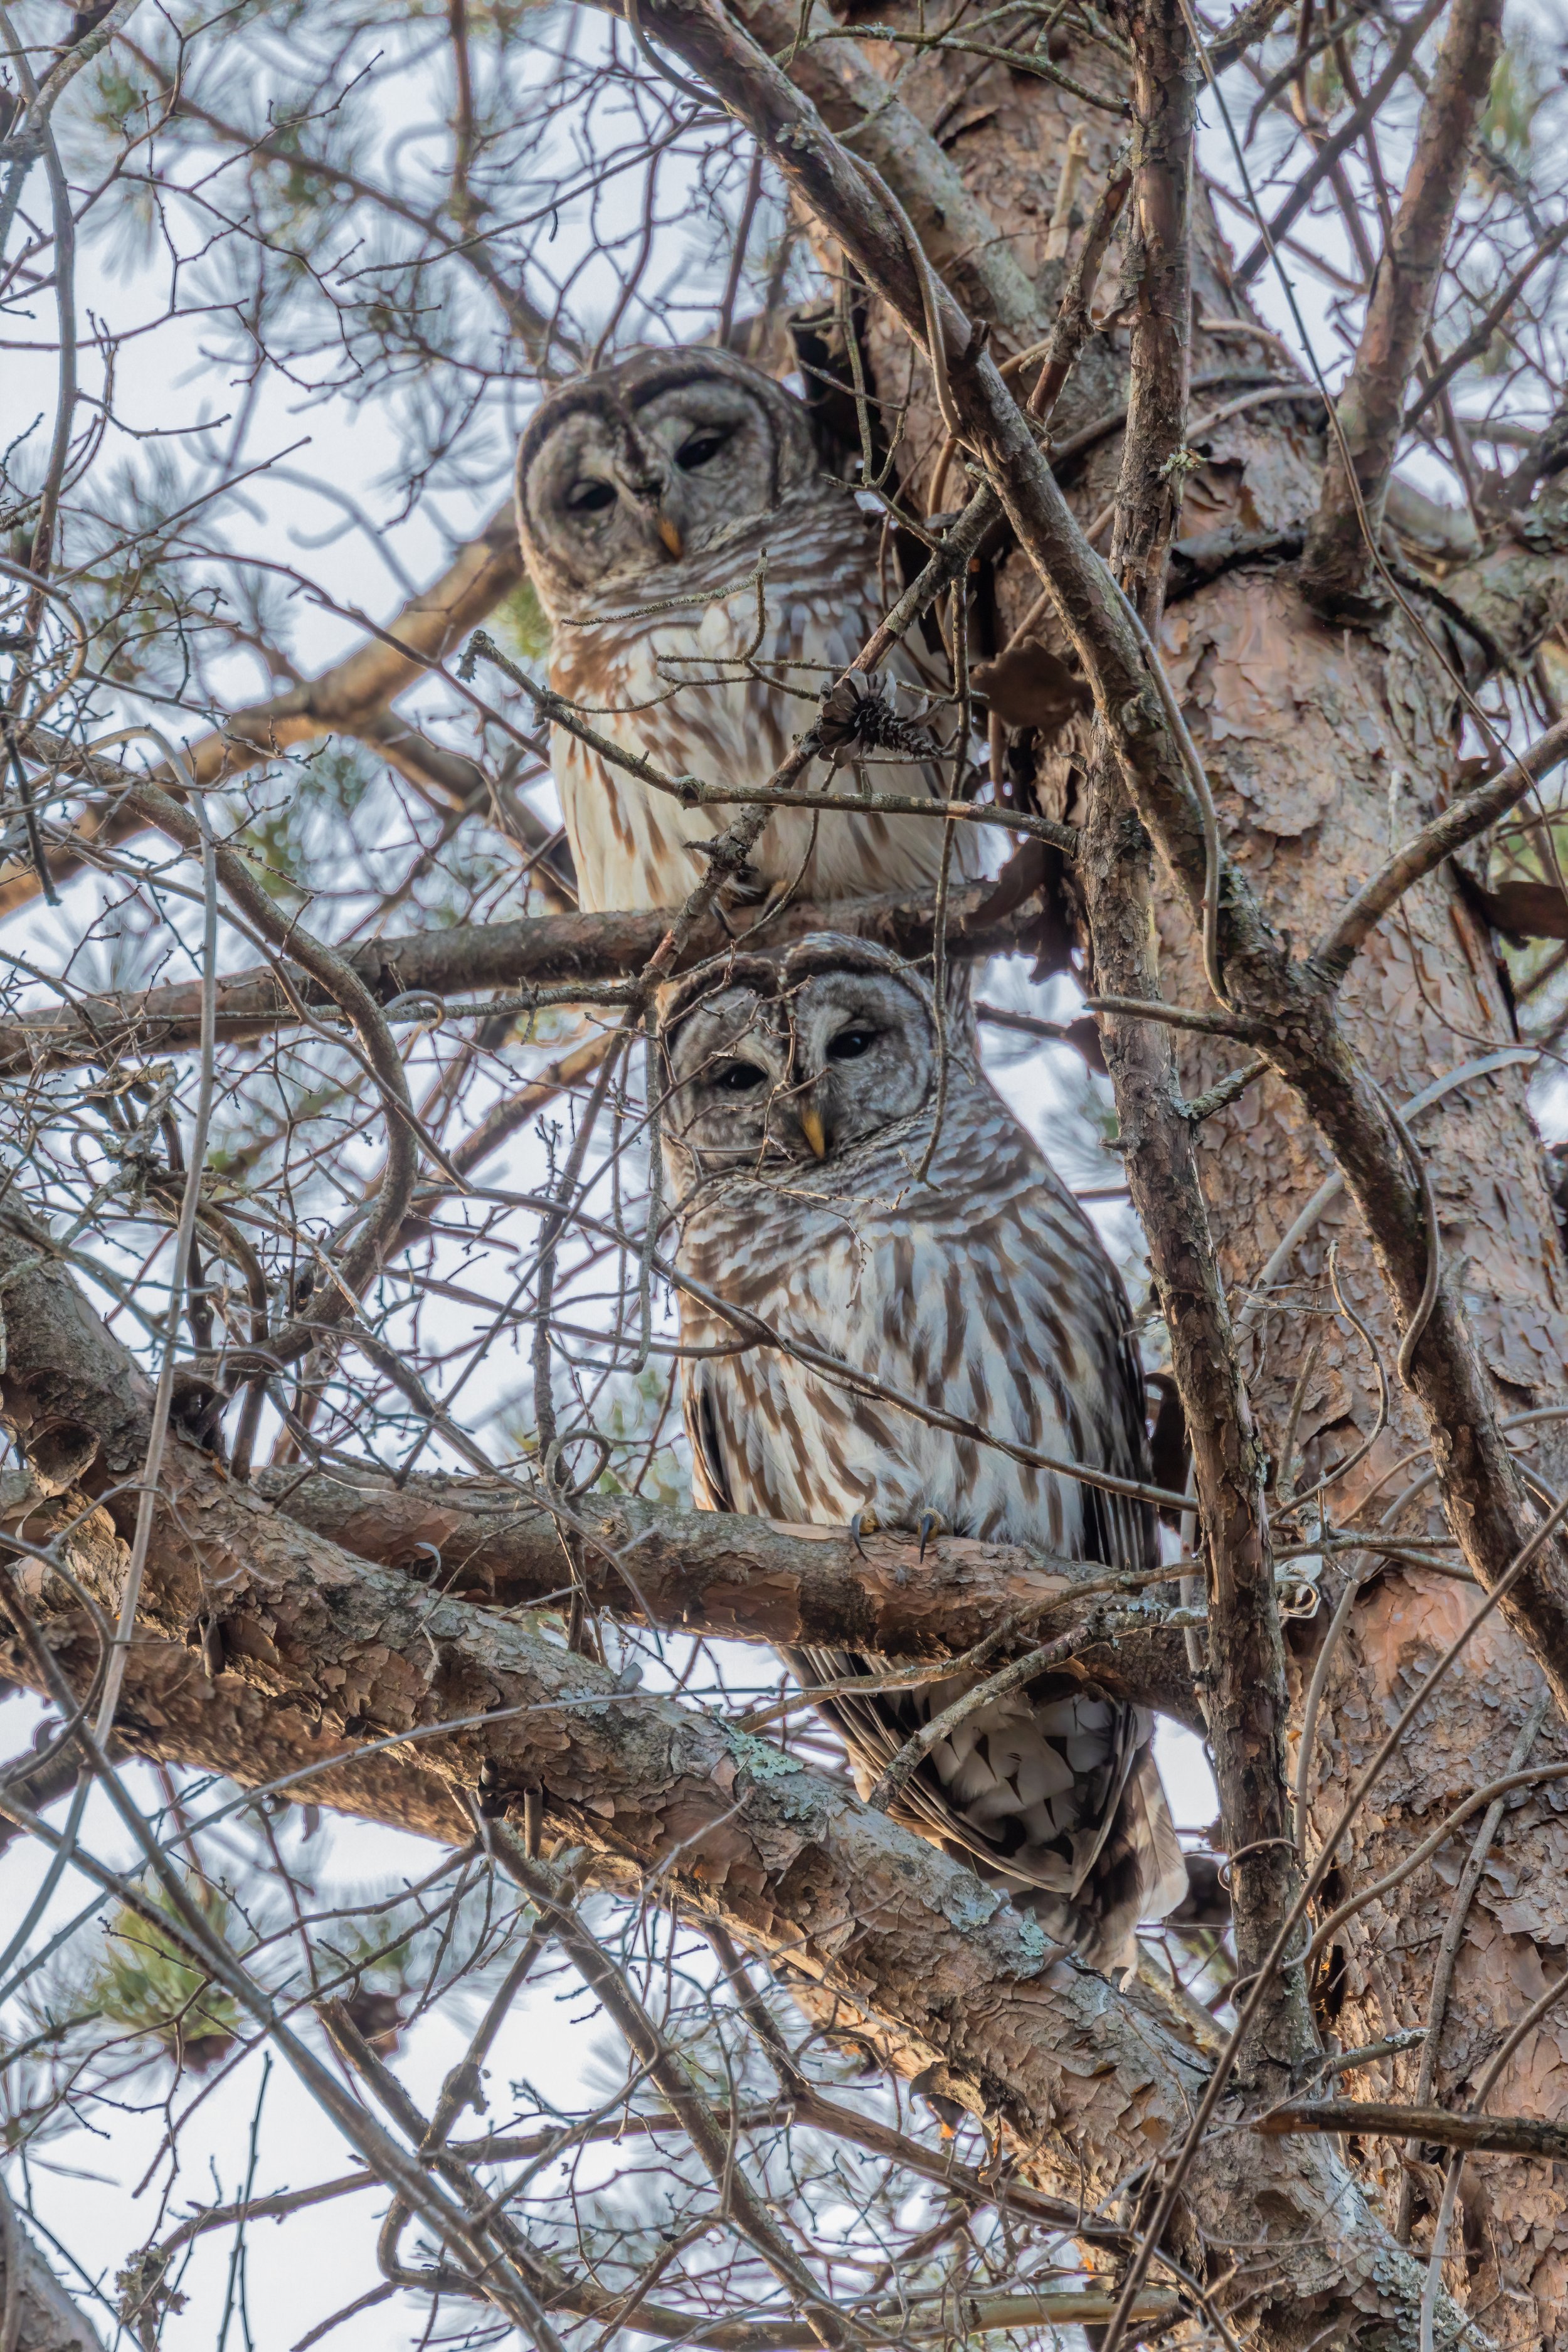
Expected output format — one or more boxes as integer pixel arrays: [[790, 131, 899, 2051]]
[[918, 1509, 946, 1560], [849, 1507, 879, 1559]]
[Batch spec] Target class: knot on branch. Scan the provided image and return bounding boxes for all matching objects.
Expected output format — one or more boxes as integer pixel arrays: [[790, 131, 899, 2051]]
[[1116, 688, 1163, 744]]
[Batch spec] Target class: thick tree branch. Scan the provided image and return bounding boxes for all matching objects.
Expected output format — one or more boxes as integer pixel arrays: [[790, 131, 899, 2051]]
[[0, 1229, 1480, 2349], [1097, 0, 1297, 2050], [1087, 0, 1301, 2067], [1081, 781, 1301, 1991], [1025, 162, 1135, 425], [1111, 0, 1196, 613], [251, 1470, 1200, 1720], [1260, 2100, 1568, 2159], [0, 868, 1036, 1076]]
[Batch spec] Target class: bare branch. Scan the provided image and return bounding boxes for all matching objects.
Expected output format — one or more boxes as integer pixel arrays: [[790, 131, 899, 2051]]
[[0, 507, 527, 921], [1402, 220, 1568, 432], [1314, 714, 1568, 980], [1260, 2100, 1568, 2159], [1230, 0, 1447, 289], [0, 861, 1037, 1075], [1301, 0, 1507, 605], [252, 1469, 1197, 1712]]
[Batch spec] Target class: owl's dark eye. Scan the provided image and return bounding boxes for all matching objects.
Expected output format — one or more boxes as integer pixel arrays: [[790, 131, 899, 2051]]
[[827, 1027, 878, 1062], [713, 1060, 766, 1093], [566, 479, 616, 513], [675, 427, 733, 472]]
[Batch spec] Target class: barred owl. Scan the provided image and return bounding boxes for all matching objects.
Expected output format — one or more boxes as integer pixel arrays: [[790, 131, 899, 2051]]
[[515, 348, 982, 913], [658, 936, 1187, 1973]]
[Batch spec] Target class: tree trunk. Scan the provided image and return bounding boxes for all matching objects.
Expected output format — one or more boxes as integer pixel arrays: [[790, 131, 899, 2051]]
[[789, 12, 1568, 2339], [1172, 578, 1568, 2343]]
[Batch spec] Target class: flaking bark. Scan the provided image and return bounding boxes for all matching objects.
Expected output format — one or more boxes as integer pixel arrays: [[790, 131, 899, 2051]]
[[0, 2194, 104, 2352], [0, 1219, 1481, 2347], [251, 1470, 1200, 1720]]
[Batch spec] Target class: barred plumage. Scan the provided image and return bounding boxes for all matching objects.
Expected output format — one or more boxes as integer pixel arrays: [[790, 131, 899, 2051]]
[[659, 936, 1187, 1973], [515, 348, 981, 914]]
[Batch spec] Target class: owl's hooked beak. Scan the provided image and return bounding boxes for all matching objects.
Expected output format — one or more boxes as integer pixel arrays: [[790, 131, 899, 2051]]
[[798, 1103, 828, 1160], [615, 465, 685, 562]]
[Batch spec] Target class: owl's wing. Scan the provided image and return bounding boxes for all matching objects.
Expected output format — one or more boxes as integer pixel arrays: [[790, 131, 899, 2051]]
[[1078, 1330, 1162, 1581], [682, 1367, 736, 1516], [1008, 1173, 1162, 1582], [779, 1168, 1180, 1969], [679, 1116, 1183, 1972]]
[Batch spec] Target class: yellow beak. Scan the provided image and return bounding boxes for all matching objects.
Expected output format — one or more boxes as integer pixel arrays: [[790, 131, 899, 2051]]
[[656, 512, 684, 559], [800, 1104, 827, 1160]]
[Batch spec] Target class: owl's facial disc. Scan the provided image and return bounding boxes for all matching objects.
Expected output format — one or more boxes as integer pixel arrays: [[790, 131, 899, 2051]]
[[664, 967, 937, 1173], [662, 989, 804, 1167], [627, 379, 780, 560], [517, 354, 821, 613], [788, 971, 936, 1157], [519, 405, 683, 600]]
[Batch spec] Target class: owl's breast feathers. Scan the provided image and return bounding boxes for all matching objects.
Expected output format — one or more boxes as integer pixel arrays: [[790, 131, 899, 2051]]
[[675, 1077, 1185, 1971], [676, 1086, 1148, 1554], [544, 493, 983, 914]]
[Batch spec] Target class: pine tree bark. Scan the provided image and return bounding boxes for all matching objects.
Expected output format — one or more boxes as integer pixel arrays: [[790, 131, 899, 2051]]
[[735, 5, 1568, 2335], [818, 15, 1568, 2339]]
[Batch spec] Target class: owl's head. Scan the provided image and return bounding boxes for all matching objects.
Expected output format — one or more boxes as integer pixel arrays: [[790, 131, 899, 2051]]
[[515, 347, 818, 616], [659, 936, 967, 1175]]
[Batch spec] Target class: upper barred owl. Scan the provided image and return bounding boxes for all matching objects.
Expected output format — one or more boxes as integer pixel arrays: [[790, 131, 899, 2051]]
[[658, 936, 1186, 1972], [515, 347, 982, 914]]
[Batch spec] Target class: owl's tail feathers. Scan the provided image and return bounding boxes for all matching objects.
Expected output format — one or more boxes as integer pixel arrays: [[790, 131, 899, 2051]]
[[1129, 1747, 1192, 1920], [1015, 1750, 1190, 1978]]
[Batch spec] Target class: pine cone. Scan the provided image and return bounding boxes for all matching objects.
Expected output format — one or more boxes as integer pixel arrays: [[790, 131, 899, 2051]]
[[814, 672, 938, 765]]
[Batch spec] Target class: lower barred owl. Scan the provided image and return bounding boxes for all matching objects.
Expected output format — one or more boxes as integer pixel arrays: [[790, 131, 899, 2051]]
[[658, 936, 1187, 1973], [515, 347, 982, 913]]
